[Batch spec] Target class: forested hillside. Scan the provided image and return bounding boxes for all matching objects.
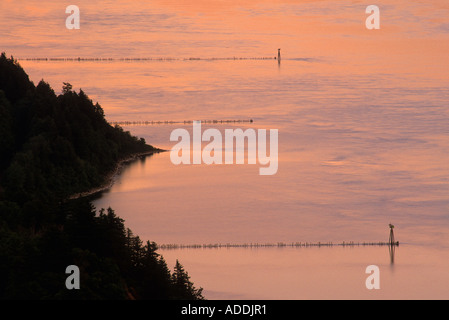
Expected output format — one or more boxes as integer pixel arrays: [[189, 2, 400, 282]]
[[0, 53, 203, 300]]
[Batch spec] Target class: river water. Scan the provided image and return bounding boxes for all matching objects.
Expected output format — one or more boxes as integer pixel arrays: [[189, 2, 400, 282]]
[[2, 0, 449, 299]]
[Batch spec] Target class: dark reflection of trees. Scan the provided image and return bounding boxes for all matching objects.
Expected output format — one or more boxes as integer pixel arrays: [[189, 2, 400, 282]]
[[140, 154, 150, 164]]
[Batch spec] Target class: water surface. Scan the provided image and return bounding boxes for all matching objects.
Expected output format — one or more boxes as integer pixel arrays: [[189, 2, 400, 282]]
[[2, 0, 449, 299]]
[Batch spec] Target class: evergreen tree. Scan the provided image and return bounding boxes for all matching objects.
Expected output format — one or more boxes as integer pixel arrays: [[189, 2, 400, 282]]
[[172, 260, 204, 300]]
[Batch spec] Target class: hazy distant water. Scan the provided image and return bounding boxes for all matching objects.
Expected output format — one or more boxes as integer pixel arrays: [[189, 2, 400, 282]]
[[2, 0, 449, 299]]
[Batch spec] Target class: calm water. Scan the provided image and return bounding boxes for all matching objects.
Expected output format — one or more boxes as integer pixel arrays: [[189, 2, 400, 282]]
[[2, 0, 449, 299]]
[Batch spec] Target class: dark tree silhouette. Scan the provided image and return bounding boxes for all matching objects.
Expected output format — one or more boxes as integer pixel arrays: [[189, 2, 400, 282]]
[[0, 52, 203, 300], [172, 260, 204, 300], [62, 82, 73, 94]]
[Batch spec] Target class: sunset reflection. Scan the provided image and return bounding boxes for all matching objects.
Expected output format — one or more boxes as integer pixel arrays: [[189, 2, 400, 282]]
[[1, 0, 449, 300]]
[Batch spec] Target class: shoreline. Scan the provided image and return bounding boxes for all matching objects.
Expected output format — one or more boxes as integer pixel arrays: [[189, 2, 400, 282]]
[[68, 148, 166, 200]]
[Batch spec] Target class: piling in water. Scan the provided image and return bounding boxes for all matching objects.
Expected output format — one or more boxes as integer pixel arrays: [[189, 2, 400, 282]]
[[159, 241, 399, 250], [18, 56, 277, 62], [110, 119, 254, 126], [389, 224, 395, 246]]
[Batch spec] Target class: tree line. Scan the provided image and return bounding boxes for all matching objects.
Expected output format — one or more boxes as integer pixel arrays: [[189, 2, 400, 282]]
[[0, 52, 203, 299]]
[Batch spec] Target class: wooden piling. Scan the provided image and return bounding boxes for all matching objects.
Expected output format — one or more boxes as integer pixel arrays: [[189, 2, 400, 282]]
[[389, 224, 396, 246]]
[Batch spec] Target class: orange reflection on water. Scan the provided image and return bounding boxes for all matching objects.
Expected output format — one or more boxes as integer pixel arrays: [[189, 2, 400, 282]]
[[160, 244, 449, 299], [2, 0, 449, 299]]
